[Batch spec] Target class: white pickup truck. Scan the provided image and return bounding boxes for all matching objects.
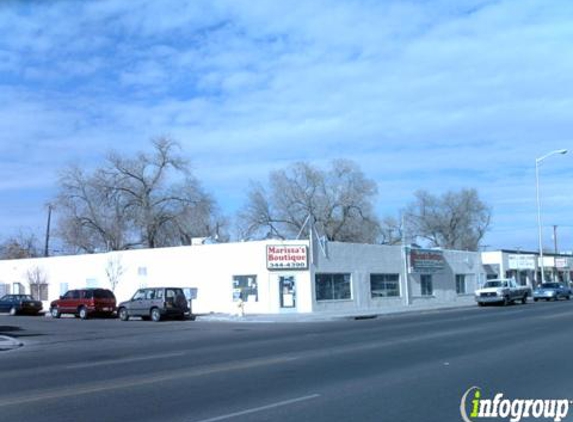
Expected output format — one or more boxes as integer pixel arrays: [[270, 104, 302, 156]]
[[475, 279, 531, 306]]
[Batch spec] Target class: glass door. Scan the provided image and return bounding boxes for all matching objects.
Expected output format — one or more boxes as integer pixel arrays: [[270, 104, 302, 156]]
[[279, 276, 296, 309]]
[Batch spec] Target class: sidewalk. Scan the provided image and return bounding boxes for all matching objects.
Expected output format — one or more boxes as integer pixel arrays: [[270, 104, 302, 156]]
[[196, 301, 477, 323], [0, 335, 23, 351]]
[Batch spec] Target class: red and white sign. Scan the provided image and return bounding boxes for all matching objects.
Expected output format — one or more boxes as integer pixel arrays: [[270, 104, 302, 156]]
[[266, 245, 308, 270], [408, 248, 445, 273]]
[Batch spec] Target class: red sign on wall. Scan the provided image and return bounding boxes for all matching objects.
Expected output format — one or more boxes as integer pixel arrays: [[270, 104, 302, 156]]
[[266, 245, 308, 270], [409, 248, 445, 273]]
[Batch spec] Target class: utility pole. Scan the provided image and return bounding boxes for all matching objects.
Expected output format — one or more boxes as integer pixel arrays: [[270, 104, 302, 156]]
[[401, 214, 411, 306], [553, 225, 559, 283], [44, 204, 52, 257]]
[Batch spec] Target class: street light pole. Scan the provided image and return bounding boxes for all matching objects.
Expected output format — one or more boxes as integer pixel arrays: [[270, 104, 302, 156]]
[[535, 149, 567, 284]]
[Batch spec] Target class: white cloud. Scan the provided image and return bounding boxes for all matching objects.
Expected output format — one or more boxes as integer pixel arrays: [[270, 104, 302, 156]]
[[0, 0, 572, 249]]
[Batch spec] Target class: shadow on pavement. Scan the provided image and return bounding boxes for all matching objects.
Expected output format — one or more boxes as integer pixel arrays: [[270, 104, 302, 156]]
[[0, 325, 46, 338]]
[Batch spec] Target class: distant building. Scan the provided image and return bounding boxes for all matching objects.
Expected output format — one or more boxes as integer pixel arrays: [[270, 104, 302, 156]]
[[482, 249, 573, 287]]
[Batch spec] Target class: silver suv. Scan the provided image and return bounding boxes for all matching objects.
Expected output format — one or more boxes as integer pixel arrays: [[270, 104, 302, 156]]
[[117, 287, 189, 322]]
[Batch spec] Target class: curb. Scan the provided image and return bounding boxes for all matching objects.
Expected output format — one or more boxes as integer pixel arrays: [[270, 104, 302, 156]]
[[195, 303, 477, 323], [0, 335, 23, 351]]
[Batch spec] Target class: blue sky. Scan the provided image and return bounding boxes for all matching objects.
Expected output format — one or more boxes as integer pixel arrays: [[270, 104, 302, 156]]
[[1, 0, 572, 251]]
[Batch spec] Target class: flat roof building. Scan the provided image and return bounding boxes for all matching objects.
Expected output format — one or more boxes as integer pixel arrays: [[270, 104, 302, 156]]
[[0, 239, 485, 316]]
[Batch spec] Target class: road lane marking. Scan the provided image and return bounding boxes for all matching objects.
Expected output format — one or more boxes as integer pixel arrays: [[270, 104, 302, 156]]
[[64, 351, 186, 369], [192, 394, 321, 422], [538, 310, 573, 320], [0, 355, 299, 407]]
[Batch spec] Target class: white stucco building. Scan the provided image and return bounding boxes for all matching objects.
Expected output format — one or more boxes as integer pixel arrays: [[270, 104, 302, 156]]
[[0, 239, 486, 315]]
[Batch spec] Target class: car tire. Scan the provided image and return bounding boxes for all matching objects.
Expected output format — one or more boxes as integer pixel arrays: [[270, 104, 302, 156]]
[[50, 307, 61, 318], [150, 308, 161, 322], [567, 295, 571, 301], [9, 306, 17, 316], [79, 307, 88, 320], [118, 308, 129, 321], [534, 298, 538, 302]]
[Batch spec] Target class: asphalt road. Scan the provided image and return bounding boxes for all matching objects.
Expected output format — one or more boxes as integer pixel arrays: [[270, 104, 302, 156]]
[[1, 301, 573, 422]]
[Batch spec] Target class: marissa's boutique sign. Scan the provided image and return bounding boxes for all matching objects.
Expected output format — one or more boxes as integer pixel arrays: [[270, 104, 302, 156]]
[[267, 245, 308, 270]]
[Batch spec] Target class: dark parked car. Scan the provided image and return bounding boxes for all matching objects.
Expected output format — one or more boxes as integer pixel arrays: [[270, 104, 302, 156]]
[[50, 288, 116, 319], [118, 287, 190, 322], [0, 294, 43, 316], [533, 283, 571, 301]]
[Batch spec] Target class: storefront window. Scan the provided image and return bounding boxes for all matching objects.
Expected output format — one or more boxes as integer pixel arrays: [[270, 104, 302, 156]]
[[233, 275, 258, 302], [370, 274, 400, 297], [315, 273, 351, 301]]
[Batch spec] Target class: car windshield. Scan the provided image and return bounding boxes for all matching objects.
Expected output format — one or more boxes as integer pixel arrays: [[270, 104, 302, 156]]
[[483, 281, 506, 288], [540, 283, 560, 289]]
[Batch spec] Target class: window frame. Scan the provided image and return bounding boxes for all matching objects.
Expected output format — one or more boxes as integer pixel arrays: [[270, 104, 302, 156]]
[[455, 274, 466, 295], [232, 275, 259, 302], [315, 273, 352, 301], [420, 274, 433, 297], [370, 273, 401, 298]]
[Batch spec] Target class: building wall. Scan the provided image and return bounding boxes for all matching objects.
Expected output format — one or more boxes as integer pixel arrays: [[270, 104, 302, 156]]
[[0, 240, 312, 315], [313, 242, 403, 312], [407, 249, 483, 304], [312, 242, 484, 313]]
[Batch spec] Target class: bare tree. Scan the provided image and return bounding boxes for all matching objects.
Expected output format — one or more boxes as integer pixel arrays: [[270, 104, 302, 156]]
[[56, 137, 223, 252], [26, 266, 48, 300], [105, 255, 125, 292], [57, 166, 137, 252], [0, 231, 41, 259], [379, 216, 404, 245], [404, 188, 491, 251], [238, 160, 381, 243]]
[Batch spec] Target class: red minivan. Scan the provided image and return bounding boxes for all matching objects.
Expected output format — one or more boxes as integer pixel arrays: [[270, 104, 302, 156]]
[[50, 288, 116, 319]]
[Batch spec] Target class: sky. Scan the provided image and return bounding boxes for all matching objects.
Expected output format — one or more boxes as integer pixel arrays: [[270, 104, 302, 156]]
[[1, 0, 572, 252]]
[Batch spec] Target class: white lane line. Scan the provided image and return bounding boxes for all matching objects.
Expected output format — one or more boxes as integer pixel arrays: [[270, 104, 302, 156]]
[[65, 351, 186, 369], [192, 394, 321, 422], [538, 311, 573, 320]]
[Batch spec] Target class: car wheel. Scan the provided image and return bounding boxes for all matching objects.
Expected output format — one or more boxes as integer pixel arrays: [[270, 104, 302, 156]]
[[567, 295, 571, 301], [79, 307, 88, 320], [50, 307, 61, 318], [118, 308, 129, 321], [150, 308, 161, 322], [534, 298, 538, 302], [9, 306, 17, 316]]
